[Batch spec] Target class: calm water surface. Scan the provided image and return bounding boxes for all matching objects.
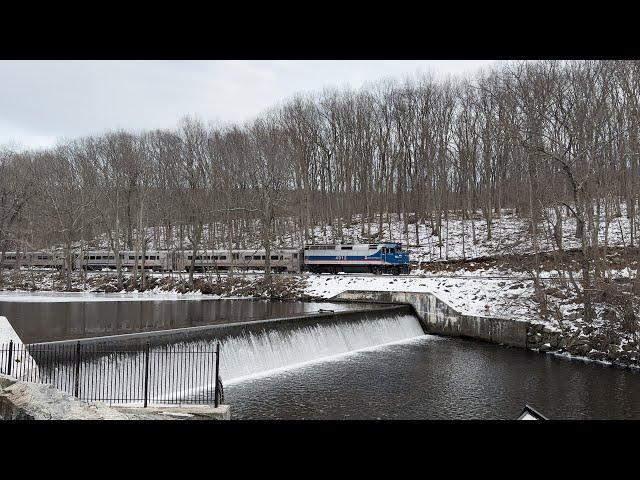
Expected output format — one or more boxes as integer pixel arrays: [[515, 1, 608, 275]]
[[0, 296, 374, 343]]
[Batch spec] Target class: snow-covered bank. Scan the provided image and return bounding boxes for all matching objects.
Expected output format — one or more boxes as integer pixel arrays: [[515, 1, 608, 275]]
[[0, 316, 37, 379], [304, 273, 536, 321], [0, 316, 23, 345]]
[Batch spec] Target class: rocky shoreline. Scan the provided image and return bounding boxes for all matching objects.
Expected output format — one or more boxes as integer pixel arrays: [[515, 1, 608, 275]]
[[526, 323, 639, 370], [0, 271, 313, 301]]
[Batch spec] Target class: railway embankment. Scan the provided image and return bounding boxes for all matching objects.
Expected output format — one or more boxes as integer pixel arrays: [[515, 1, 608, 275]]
[[0, 270, 311, 299]]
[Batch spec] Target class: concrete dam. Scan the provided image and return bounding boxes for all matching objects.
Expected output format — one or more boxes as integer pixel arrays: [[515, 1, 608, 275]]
[[3, 301, 425, 404]]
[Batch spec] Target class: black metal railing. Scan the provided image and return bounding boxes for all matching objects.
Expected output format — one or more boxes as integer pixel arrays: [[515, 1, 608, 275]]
[[0, 340, 223, 407]]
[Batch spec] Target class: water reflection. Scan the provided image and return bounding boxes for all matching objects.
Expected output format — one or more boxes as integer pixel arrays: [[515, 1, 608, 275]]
[[0, 298, 374, 343]]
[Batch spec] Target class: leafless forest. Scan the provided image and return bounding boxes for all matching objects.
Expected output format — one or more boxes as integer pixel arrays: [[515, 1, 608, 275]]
[[1, 60, 639, 327]]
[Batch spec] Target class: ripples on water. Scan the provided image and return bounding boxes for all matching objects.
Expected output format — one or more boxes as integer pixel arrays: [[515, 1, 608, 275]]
[[226, 336, 640, 420]]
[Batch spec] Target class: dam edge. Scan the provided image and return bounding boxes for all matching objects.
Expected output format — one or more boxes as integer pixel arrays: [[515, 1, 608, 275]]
[[25, 304, 414, 349]]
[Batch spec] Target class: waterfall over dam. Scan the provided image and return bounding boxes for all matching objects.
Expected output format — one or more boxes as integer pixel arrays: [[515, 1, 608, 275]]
[[163, 312, 425, 401], [213, 312, 425, 383], [20, 306, 426, 404]]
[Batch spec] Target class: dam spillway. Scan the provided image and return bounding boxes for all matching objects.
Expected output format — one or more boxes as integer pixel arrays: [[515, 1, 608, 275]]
[[204, 312, 424, 384], [4, 298, 425, 404]]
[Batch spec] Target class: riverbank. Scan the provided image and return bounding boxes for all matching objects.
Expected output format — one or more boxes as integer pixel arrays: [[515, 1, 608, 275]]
[[0, 270, 310, 300]]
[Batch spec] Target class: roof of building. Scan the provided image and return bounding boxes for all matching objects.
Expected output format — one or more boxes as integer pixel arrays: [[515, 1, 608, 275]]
[[517, 404, 548, 420]]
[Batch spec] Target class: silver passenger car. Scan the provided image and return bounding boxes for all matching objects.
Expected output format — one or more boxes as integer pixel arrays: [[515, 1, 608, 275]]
[[1, 251, 66, 269], [75, 250, 171, 271], [177, 249, 302, 273]]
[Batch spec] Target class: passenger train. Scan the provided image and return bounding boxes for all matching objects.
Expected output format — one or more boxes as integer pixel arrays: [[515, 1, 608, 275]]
[[0, 242, 410, 275]]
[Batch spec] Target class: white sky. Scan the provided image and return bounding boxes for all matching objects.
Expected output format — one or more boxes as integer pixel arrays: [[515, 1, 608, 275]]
[[0, 60, 500, 150]]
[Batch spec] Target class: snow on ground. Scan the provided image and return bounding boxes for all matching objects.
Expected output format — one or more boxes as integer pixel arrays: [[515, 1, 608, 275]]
[[0, 315, 24, 345], [285, 204, 637, 262], [1, 315, 37, 376], [304, 274, 538, 322]]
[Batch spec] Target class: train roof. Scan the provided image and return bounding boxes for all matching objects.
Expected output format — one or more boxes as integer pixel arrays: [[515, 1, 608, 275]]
[[305, 242, 403, 248], [184, 248, 300, 253]]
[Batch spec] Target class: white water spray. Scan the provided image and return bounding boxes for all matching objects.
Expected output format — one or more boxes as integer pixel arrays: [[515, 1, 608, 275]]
[[216, 314, 425, 383], [29, 313, 426, 404]]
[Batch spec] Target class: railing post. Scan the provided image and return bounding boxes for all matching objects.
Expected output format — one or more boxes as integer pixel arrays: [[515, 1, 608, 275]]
[[74, 341, 81, 398], [7, 340, 13, 376], [214, 342, 220, 408], [143, 342, 150, 408]]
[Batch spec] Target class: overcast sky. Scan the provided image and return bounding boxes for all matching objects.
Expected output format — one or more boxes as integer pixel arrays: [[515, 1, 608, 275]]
[[0, 60, 500, 150]]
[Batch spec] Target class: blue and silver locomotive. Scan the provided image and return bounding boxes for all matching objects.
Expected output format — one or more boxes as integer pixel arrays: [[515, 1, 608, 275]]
[[303, 242, 410, 275]]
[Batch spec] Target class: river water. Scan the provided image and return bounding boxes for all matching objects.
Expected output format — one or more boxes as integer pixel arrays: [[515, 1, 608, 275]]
[[225, 335, 640, 420]]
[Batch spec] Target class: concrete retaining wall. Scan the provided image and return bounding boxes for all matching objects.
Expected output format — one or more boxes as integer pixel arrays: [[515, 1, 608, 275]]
[[333, 290, 531, 348]]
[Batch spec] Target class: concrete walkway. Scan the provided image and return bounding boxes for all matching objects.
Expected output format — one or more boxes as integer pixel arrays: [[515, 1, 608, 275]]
[[114, 405, 231, 420]]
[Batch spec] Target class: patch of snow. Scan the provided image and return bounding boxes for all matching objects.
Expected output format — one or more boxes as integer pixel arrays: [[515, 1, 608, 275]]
[[303, 274, 538, 322], [0, 315, 24, 345]]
